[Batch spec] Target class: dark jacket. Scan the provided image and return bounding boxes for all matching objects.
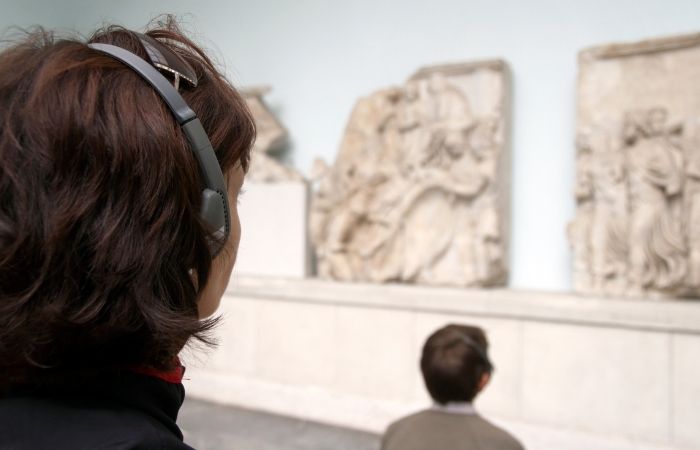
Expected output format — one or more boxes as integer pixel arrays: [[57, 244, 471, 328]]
[[0, 367, 194, 450]]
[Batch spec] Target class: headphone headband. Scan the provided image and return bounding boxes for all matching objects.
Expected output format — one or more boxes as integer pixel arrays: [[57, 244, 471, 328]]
[[459, 335, 493, 373], [87, 38, 230, 256]]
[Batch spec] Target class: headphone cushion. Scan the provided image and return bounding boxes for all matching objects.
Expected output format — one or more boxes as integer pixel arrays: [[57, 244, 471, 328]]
[[200, 188, 229, 255]]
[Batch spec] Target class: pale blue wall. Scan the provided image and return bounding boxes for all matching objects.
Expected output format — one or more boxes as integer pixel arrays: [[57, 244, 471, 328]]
[[1, 0, 77, 32], [4, 0, 700, 291]]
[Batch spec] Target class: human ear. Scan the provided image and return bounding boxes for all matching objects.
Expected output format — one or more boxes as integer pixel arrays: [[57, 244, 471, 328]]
[[477, 371, 491, 393]]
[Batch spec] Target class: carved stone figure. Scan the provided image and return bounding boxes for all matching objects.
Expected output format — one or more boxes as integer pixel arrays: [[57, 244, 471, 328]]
[[311, 61, 510, 287], [242, 87, 304, 182], [572, 32, 700, 297], [624, 109, 685, 292], [684, 118, 700, 288]]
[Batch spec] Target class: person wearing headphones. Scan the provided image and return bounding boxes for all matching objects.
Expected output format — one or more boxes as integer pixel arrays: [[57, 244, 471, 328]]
[[0, 17, 255, 449], [382, 324, 524, 450]]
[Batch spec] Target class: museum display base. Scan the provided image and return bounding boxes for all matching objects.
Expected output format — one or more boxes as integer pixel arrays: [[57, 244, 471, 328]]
[[183, 276, 700, 450], [234, 182, 310, 278]]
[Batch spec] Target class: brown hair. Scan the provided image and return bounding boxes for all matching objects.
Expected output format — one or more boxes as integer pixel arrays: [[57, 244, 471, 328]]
[[0, 17, 255, 390], [420, 324, 491, 404]]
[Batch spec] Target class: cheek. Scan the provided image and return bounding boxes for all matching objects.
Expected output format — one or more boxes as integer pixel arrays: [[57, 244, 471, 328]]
[[227, 206, 242, 268]]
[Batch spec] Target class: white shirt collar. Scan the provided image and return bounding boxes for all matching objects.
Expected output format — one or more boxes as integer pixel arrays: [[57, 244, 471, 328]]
[[431, 401, 477, 415]]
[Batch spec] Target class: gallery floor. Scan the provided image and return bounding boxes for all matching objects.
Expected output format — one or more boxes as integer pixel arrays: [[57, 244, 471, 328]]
[[178, 399, 679, 450], [178, 399, 379, 450]]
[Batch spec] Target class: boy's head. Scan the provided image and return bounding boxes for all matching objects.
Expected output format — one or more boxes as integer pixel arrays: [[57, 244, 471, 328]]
[[420, 324, 493, 404]]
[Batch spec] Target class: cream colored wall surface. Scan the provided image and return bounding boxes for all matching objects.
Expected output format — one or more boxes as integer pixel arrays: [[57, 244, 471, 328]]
[[183, 277, 700, 449], [4, 0, 700, 292]]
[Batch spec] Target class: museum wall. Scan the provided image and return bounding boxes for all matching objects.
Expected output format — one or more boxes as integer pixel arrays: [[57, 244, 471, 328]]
[[0, 0, 76, 31], [18, 0, 697, 292]]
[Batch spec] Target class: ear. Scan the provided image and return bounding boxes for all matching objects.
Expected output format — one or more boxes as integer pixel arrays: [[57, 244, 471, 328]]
[[476, 371, 491, 393]]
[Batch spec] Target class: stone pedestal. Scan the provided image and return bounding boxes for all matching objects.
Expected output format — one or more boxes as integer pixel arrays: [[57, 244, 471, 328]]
[[183, 277, 700, 450], [234, 182, 310, 278]]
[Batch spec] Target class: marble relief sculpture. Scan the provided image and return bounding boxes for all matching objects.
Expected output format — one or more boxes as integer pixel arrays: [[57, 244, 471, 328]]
[[243, 87, 304, 182], [311, 61, 510, 287], [570, 32, 700, 297]]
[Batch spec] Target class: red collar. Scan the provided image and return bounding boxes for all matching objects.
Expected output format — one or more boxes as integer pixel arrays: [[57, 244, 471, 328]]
[[129, 360, 185, 384]]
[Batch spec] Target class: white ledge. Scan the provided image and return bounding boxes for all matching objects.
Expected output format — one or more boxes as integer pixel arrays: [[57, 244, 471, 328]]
[[228, 276, 700, 334]]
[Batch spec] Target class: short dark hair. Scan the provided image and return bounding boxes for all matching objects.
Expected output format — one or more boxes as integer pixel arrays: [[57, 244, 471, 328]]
[[420, 324, 492, 404], [0, 17, 255, 391]]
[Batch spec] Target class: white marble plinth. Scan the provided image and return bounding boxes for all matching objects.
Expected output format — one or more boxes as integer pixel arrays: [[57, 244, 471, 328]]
[[234, 182, 310, 278], [183, 277, 700, 450]]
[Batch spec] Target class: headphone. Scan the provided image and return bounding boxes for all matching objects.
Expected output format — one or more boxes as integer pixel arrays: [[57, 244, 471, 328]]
[[459, 335, 493, 373], [88, 34, 230, 257]]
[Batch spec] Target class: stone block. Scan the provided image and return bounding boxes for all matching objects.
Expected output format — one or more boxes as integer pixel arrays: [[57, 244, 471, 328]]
[[208, 296, 259, 376], [333, 306, 414, 401], [672, 333, 700, 448], [522, 322, 670, 441], [235, 181, 310, 278], [255, 299, 336, 387]]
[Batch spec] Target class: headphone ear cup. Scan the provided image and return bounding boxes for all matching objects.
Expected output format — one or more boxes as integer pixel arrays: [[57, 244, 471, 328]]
[[200, 188, 229, 256]]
